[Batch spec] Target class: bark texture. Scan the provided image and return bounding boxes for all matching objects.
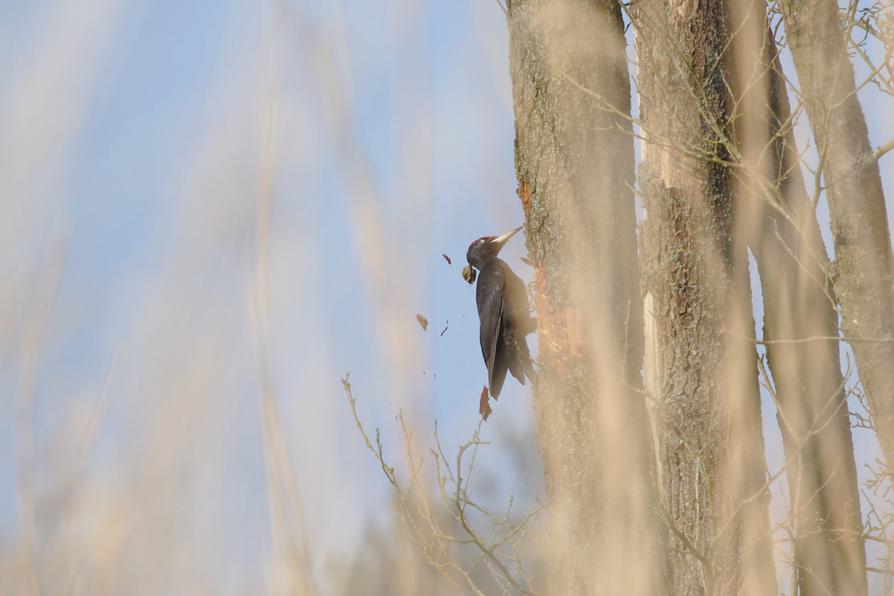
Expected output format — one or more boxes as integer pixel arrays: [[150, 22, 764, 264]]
[[780, 0, 894, 469], [508, 0, 661, 592], [632, 0, 776, 593], [726, 4, 867, 593]]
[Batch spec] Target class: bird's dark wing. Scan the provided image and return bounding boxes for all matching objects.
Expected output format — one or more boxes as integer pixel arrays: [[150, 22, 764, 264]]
[[498, 261, 536, 389], [476, 263, 507, 397]]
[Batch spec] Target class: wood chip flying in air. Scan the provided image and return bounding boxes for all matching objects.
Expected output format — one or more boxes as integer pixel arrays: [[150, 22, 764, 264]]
[[520, 256, 533, 267], [442, 253, 452, 265], [440, 322, 448, 337], [416, 314, 429, 331], [479, 386, 492, 421]]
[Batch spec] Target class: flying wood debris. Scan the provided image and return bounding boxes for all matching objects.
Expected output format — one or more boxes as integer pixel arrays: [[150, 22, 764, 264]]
[[415, 314, 429, 331], [440, 322, 448, 337], [479, 385, 492, 421], [442, 253, 452, 265], [520, 255, 533, 267]]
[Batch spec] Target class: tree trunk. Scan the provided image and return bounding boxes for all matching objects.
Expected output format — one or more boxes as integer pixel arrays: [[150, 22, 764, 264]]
[[507, 0, 661, 593], [726, 4, 867, 593], [780, 0, 894, 468], [632, 0, 776, 592]]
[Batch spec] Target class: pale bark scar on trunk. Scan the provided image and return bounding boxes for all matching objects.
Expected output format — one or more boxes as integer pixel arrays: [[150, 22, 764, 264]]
[[533, 270, 584, 364], [519, 178, 556, 358], [519, 178, 584, 371], [533, 266, 556, 350]]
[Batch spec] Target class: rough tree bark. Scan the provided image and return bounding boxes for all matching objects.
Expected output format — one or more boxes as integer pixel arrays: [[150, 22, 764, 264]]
[[780, 0, 894, 468], [727, 4, 867, 593], [507, 0, 662, 593], [632, 0, 776, 593]]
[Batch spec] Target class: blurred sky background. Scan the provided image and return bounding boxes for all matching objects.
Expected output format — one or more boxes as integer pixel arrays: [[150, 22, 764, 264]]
[[1, 0, 892, 593]]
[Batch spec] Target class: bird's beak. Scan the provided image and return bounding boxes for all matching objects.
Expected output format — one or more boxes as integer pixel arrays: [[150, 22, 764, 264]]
[[490, 226, 523, 251]]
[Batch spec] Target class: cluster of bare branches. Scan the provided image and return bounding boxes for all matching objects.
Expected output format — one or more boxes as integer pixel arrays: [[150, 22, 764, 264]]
[[341, 375, 545, 595]]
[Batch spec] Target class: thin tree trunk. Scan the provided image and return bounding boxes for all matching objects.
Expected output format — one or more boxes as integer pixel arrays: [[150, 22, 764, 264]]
[[507, 0, 661, 593], [726, 4, 867, 593], [632, 0, 776, 592], [780, 0, 894, 468]]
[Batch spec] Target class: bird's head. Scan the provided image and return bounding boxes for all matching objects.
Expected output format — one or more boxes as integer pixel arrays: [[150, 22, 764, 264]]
[[466, 226, 523, 270]]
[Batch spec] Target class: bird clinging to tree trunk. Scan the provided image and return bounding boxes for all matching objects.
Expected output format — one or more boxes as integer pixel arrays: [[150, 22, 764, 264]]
[[465, 226, 536, 404]]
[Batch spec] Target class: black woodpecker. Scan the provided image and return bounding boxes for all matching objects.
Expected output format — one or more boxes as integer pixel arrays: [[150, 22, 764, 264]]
[[465, 226, 536, 398]]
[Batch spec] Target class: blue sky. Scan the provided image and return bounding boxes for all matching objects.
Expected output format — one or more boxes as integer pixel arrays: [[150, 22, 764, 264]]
[[0, 0, 534, 591], [1, 0, 892, 593]]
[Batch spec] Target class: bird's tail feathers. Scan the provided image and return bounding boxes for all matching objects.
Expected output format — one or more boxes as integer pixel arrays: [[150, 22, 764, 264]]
[[508, 338, 537, 386], [521, 354, 537, 385]]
